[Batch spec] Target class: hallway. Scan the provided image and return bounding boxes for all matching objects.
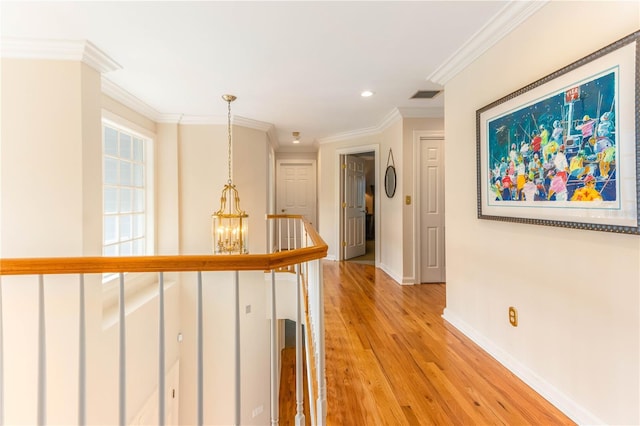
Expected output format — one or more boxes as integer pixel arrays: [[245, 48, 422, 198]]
[[291, 261, 574, 425]]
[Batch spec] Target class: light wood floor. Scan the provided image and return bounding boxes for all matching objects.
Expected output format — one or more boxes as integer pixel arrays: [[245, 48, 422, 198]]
[[281, 260, 574, 425]]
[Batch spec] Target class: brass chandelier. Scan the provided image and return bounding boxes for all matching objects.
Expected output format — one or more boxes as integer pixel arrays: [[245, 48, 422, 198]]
[[212, 94, 248, 254]]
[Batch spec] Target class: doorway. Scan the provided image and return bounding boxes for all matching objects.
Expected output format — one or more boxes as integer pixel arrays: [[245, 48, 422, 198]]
[[336, 145, 379, 264]]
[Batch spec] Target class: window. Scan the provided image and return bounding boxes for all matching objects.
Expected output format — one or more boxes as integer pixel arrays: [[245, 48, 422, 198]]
[[102, 119, 154, 266]]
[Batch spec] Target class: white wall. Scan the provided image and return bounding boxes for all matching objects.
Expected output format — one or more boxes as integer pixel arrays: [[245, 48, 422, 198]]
[[443, 2, 639, 424]]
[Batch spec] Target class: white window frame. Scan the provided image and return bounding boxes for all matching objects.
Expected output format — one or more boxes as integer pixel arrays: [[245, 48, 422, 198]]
[[101, 110, 155, 284]]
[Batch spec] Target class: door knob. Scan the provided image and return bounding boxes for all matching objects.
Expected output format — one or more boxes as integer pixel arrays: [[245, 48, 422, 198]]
[[281, 209, 286, 212]]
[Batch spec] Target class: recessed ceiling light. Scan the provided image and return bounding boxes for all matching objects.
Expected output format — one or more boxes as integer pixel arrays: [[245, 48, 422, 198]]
[[361, 90, 374, 98]]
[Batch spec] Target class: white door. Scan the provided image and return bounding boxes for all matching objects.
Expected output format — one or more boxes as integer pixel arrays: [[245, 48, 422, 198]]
[[276, 160, 316, 248], [344, 155, 366, 259], [420, 138, 445, 283]]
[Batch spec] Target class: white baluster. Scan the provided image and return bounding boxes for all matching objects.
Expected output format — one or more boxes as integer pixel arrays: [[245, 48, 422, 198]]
[[0, 277, 4, 426], [270, 270, 278, 426], [278, 219, 282, 253], [118, 273, 126, 426], [234, 271, 241, 425], [197, 272, 203, 426], [38, 275, 46, 426], [158, 273, 165, 426], [316, 261, 327, 426], [78, 275, 86, 425], [295, 264, 305, 426], [287, 218, 291, 252]]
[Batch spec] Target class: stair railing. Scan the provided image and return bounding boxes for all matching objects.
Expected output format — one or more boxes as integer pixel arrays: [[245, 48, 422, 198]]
[[0, 215, 326, 426]]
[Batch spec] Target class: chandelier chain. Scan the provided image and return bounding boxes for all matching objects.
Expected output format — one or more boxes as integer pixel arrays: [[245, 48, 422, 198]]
[[227, 98, 232, 184]]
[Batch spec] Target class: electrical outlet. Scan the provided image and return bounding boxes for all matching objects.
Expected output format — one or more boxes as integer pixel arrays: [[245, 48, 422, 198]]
[[508, 306, 518, 327]]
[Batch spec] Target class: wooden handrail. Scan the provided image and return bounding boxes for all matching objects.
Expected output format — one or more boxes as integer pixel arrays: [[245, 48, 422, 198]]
[[0, 216, 327, 276]]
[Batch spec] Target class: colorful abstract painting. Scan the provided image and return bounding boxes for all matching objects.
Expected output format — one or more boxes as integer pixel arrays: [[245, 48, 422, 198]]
[[486, 70, 617, 204]]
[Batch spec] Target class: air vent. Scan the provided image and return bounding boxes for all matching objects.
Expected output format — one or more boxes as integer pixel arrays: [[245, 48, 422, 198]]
[[410, 90, 441, 99]]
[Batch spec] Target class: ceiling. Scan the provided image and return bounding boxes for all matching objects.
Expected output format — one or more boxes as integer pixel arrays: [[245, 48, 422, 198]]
[[1, 1, 543, 150]]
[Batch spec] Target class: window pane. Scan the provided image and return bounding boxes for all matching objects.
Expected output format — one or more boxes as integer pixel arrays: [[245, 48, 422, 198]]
[[120, 215, 132, 240], [120, 188, 132, 213], [133, 213, 144, 238], [133, 164, 144, 187], [104, 127, 118, 156], [104, 158, 118, 185], [133, 138, 144, 161], [133, 189, 144, 213], [120, 161, 132, 185], [120, 241, 132, 256], [104, 216, 118, 244], [120, 134, 132, 159], [104, 187, 118, 214], [104, 244, 118, 256], [133, 238, 145, 255]]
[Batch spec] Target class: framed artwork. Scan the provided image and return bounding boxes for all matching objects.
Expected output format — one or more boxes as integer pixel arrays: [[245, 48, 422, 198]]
[[476, 31, 639, 234]]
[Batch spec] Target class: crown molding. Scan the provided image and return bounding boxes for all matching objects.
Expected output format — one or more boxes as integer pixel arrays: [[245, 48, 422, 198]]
[[233, 116, 273, 133], [176, 114, 275, 132], [427, 0, 548, 85], [318, 108, 402, 144], [178, 115, 225, 125], [317, 126, 380, 145], [156, 114, 184, 124], [101, 77, 163, 121], [1, 38, 121, 73], [266, 127, 280, 151], [317, 106, 446, 145]]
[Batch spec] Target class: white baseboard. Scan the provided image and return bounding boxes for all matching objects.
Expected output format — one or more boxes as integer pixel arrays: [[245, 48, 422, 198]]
[[324, 254, 337, 261], [378, 263, 402, 284], [442, 308, 604, 425]]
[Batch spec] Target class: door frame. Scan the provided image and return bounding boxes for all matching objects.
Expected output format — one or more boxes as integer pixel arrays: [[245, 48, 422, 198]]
[[335, 144, 380, 263], [413, 130, 445, 283]]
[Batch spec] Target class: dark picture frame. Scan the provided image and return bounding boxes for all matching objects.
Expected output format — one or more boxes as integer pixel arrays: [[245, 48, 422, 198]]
[[476, 31, 639, 234]]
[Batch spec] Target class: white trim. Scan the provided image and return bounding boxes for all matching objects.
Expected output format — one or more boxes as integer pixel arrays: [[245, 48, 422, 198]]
[[1, 38, 121, 73], [335, 144, 380, 265], [413, 131, 445, 284], [102, 78, 163, 122], [102, 110, 156, 140], [234, 116, 273, 133], [427, 1, 548, 85], [267, 127, 280, 151], [319, 125, 382, 145], [319, 107, 442, 145], [178, 115, 225, 125], [378, 263, 402, 285], [442, 308, 604, 426]]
